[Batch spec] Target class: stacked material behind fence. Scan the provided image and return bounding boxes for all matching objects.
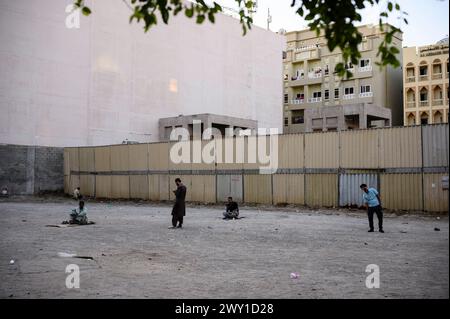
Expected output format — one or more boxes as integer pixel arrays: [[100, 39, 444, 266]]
[[65, 124, 449, 212]]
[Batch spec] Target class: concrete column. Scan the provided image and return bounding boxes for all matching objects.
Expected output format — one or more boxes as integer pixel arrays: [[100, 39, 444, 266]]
[[359, 112, 367, 129]]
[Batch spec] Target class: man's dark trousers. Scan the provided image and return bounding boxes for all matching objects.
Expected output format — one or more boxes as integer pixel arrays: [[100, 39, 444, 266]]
[[172, 215, 183, 227], [368, 205, 383, 231]]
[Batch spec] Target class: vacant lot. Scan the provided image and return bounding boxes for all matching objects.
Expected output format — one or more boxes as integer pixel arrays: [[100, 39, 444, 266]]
[[0, 198, 448, 298]]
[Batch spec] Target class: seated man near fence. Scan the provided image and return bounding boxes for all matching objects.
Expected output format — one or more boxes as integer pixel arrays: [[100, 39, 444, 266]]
[[223, 197, 239, 219], [73, 187, 82, 200], [66, 200, 88, 225]]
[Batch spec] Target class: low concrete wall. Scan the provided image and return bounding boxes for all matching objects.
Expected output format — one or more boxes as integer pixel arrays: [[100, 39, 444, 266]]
[[0, 144, 63, 195]]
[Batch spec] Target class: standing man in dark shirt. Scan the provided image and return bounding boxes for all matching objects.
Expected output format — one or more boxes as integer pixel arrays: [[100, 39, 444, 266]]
[[223, 196, 239, 219], [171, 178, 187, 229]]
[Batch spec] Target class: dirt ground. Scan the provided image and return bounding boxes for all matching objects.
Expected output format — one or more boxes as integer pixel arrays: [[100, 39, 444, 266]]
[[0, 197, 448, 299]]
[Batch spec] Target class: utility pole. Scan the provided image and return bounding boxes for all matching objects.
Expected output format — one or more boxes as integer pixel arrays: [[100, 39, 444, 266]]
[[267, 7, 272, 31]]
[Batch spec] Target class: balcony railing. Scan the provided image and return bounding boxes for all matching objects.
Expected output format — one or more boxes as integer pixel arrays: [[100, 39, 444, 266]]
[[432, 99, 443, 106], [432, 73, 443, 80], [406, 101, 416, 108], [308, 72, 322, 79], [419, 75, 428, 81], [419, 100, 429, 107], [359, 92, 373, 98], [406, 76, 415, 83], [291, 99, 305, 105], [359, 65, 372, 72], [343, 94, 355, 100], [308, 97, 322, 103]]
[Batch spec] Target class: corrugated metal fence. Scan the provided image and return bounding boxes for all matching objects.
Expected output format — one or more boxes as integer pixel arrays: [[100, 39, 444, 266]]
[[64, 124, 449, 212]]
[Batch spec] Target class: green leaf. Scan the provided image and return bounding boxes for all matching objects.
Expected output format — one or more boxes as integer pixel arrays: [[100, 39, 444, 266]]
[[81, 6, 91, 16], [185, 7, 194, 18], [387, 2, 393, 11], [196, 14, 205, 24]]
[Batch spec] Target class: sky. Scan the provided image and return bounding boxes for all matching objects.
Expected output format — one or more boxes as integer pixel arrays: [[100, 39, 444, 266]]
[[211, 0, 449, 47]]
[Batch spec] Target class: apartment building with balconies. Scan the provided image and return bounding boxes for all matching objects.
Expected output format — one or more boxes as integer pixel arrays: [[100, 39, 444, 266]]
[[282, 24, 403, 133], [403, 38, 449, 126]]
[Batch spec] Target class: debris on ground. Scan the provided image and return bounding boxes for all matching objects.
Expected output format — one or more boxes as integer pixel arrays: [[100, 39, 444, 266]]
[[57, 252, 76, 258], [9, 260, 14, 264], [57, 252, 94, 260], [434, 228, 440, 231], [290, 272, 299, 279]]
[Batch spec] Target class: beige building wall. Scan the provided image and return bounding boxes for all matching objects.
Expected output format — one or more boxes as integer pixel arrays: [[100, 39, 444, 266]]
[[283, 24, 403, 132], [403, 41, 449, 126]]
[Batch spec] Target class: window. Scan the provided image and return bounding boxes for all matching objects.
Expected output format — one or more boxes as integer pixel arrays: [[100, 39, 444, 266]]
[[296, 93, 305, 100], [284, 117, 289, 126], [360, 59, 371, 67], [284, 94, 288, 104], [284, 74, 288, 81], [324, 65, 329, 76], [420, 92, 428, 101], [324, 89, 330, 100], [419, 66, 428, 76], [360, 85, 371, 93], [344, 87, 354, 95], [313, 91, 321, 98], [334, 88, 339, 99], [291, 110, 304, 124], [282, 51, 287, 59]]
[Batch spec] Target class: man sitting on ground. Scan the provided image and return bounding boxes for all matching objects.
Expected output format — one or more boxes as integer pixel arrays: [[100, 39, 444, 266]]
[[68, 200, 88, 225], [223, 197, 239, 219]]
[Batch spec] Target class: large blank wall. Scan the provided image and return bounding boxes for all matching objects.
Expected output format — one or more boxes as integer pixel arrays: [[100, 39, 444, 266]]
[[0, 0, 283, 147]]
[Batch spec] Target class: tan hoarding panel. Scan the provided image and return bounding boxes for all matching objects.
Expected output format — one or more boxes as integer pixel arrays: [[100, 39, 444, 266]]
[[159, 175, 170, 201], [111, 175, 130, 199], [111, 145, 129, 171], [216, 174, 243, 202], [96, 176, 111, 198], [216, 137, 245, 171], [64, 175, 69, 194], [64, 149, 70, 176], [340, 129, 379, 169], [278, 134, 304, 169], [94, 146, 111, 172], [305, 132, 339, 169], [380, 174, 423, 211], [243, 174, 272, 204], [168, 141, 192, 171], [130, 175, 149, 199], [274, 174, 304, 204], [68, 148, 79, 172], [129, 144, 148, 171], [286, 174, 305, 204], [305, 174, 338, 207], [79, 147, 95, 172], [422, 124, 449, 168], [148, 143, 169, 171], [243, 136, 260, 170], [79, 175, 95, 197], [169, 175, 192, 202], [379, 126, 422, 168], [423, 174, 449, 212], [191, 175, 216, 203], [191, 140, 216, 171], [69, 174, 80, 195], [148, 174, 159, 201]]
